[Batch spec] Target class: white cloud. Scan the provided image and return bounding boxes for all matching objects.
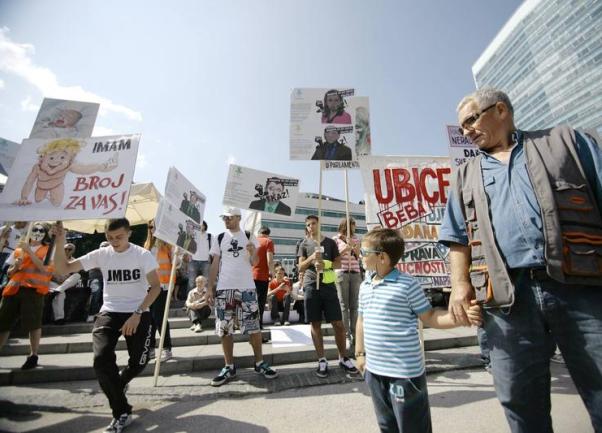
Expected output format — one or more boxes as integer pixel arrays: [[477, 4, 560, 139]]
[[92, 125, 117, 136], [226, 154, 237, 165], [20, 95, 39, 112], [0, 27, 142, 121]]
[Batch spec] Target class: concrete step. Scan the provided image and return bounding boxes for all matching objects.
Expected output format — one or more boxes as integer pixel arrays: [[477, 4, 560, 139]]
[[0, 327, 478, 385], [1, 324, 476, 356]]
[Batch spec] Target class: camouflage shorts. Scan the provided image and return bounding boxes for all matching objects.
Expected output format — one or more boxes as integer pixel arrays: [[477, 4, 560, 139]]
[[214, 289, 260, 337]]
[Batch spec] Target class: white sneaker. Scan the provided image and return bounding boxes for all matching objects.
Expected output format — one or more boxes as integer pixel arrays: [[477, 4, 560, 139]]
[[86, 315, 96, 323], [284, 321, 291, 326], [161, 349, 173, 361], [190, 324, 196, 330], [104, 412, 131, 432], [194, 323, 203, 333]]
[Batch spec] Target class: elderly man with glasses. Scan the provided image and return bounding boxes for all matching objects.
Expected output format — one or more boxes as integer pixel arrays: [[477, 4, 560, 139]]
[[439, 86, 602, 433]]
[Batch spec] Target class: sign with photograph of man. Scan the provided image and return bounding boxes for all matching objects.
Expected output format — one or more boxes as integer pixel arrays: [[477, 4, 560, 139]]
[[223, 164, 299, 217], [0, 135, 140, 221], [164, 166, 206, 224], [153, 198, 201, 255], [29, 98, 100, 139], [0, 137, 19, 176], [290, 88, 356, 160], [359, 155, 452, 290]]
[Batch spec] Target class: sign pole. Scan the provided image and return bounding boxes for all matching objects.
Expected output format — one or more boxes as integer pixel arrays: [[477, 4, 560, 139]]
[[316, 161, 324, 290], [153, 245, 179, 387]]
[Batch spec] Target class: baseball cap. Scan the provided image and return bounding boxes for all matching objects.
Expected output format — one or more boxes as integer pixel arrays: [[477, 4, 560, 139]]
[[220, 206, 241, 217]]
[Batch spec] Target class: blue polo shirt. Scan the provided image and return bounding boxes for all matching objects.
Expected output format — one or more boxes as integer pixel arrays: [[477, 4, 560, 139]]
[[439, 131, 602, 269], [358, 268, 432, 379]]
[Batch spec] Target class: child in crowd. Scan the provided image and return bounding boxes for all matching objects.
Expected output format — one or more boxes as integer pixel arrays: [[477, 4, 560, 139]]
[[355, 228, 481, 433], [186, 276, 211, 332]]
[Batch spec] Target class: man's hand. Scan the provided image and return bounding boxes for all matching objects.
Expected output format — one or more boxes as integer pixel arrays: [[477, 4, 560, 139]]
[[206, 290, 215, 306], [356, 356, 366, 376], [53, 221, 66, 240], [448, 281, 475, 326], [466, 300, 483, 327], [120, 314, 141, 336]]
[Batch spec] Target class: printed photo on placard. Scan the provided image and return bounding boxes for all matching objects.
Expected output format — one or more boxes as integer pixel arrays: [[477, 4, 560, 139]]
[[223, 164, 299, 217], [154, 198, 202, 255], [0, 135, 140, 221], [290, 88, 355, 160], [0, 138, 19, 176], [446, 125, 478, 168], [164, 166, 206, 224], [29, 98, 100, 139], [359, 155, 452, 290]]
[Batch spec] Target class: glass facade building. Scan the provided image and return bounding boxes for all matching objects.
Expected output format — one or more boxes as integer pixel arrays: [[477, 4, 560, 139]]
[[472, 0, 602, 133]]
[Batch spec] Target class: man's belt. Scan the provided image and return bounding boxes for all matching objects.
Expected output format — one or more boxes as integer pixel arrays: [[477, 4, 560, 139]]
[[511, 267, 550, 281]]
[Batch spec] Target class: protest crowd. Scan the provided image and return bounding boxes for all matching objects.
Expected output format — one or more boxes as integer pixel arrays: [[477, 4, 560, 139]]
[[0, 86, 601, 433]]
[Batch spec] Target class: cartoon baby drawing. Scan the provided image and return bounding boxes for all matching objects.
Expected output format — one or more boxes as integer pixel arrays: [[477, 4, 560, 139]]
[[16, 138, 118, 207]]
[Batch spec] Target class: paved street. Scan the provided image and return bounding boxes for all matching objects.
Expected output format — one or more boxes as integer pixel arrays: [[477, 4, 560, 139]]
[[0, 363, 592, 433]]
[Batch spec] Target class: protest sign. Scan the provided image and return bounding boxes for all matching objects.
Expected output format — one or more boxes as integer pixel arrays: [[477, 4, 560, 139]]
[[446, 125, 478, 168], [290, 88, 357, 161], [0, 135, 140, 221], [223, 164, 299, 217], [29, 98, 100, 139], [153, 198, 201, 255], [165, 166, 206, 224], [0, 138, 19, 176], [359, 155, 452, 289]]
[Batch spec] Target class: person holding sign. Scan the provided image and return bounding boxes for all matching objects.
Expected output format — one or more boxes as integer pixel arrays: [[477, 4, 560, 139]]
[[0, 222, 55, 370], [54, 218, 161, 433], [297, 215, 358, 378], [321, 89, 352, 124], [311, 126, 352, 161], [440, 87, 602, 433], [206, 207, 278, 386]]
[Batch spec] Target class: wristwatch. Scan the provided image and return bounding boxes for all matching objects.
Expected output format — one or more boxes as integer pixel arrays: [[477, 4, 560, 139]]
[[133, 307, 144, 315], [355, 352, 366, 357]]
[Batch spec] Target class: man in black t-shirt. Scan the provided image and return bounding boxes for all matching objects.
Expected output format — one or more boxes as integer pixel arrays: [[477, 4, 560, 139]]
[[297, 215, 358, 379]]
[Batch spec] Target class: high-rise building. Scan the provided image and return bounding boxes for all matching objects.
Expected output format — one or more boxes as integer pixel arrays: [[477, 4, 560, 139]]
[[472, 0, 602, 133], [246, 192, 367, 274]]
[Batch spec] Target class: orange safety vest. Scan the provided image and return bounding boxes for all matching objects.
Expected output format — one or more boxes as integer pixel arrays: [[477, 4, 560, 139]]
[[3, 245, 54, 296], [156, 244, 172, 285]]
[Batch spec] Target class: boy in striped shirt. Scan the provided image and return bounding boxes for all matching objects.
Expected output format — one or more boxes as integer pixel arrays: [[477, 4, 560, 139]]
[[355, 228, 481, 433]]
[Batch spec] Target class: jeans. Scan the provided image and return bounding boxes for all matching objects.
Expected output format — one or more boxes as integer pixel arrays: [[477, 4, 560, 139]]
[[150, 290, 172, 350], [270, 294, 292, 324], [477, 326, 490, 368], [364, 370, 432, 433], [335, 271, 362, 341], [92, 311, 151, 418], [254, 279, 269, 329], [484, 271, 602, 433], [187, 260, 210, 292]]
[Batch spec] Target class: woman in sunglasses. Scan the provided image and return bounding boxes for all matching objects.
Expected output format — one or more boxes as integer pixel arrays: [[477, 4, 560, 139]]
[[0, 222, 55, 370]]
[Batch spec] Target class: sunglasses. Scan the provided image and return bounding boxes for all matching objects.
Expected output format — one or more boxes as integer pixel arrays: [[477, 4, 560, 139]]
[[458, 103, 497, 135], [221, 215, 238, 221], [31, 227, 46, 233], [359, 248, 382, 256]]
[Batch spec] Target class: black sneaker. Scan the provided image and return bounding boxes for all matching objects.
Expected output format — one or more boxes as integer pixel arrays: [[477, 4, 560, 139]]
[[254, 361, 278, 379], [316, 359, 328, 378], [211, 365, 236, 386], [339, 357, 359, 376], [21, 355, 39, 370], [103, 413, 131, 432]]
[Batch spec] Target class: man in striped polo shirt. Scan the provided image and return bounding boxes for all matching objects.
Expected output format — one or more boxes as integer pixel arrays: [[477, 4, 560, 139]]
[[355, 228, 481, 433]]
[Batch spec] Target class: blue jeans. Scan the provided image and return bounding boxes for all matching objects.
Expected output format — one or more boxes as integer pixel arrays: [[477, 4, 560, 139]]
[[484, 271, 602, 433], [364, 370, 432, 433], [187, 260, 210, 292]]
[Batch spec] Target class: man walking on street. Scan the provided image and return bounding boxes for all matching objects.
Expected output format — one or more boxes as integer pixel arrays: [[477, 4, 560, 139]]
[[207, 207, 278, 386], [298, 215, 358, 378], [440, 87, 602, 433], [54, 218, 161, 433]]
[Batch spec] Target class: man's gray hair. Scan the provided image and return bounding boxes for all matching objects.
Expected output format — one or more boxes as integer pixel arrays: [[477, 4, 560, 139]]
[[457, 86, 514, 115]]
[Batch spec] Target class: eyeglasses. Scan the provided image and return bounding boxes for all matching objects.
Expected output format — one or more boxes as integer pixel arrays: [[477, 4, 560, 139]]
[[31, 227, 46, 233], [359, 248, 382, 257], [458, 103, 497, 135]]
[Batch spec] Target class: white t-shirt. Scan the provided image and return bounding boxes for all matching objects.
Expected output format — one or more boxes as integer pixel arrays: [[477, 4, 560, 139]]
[[192, 232, 211, 261], [79, 243, 158, 313], [210, 230, 258, 291]]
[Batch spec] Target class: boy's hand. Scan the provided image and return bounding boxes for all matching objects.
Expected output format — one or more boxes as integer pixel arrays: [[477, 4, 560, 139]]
[[466, 300, 483, 327], [121, 313, 141, 336]]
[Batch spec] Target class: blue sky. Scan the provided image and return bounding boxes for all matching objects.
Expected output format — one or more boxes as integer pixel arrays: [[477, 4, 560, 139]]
[[0, 0, 522, 232]]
